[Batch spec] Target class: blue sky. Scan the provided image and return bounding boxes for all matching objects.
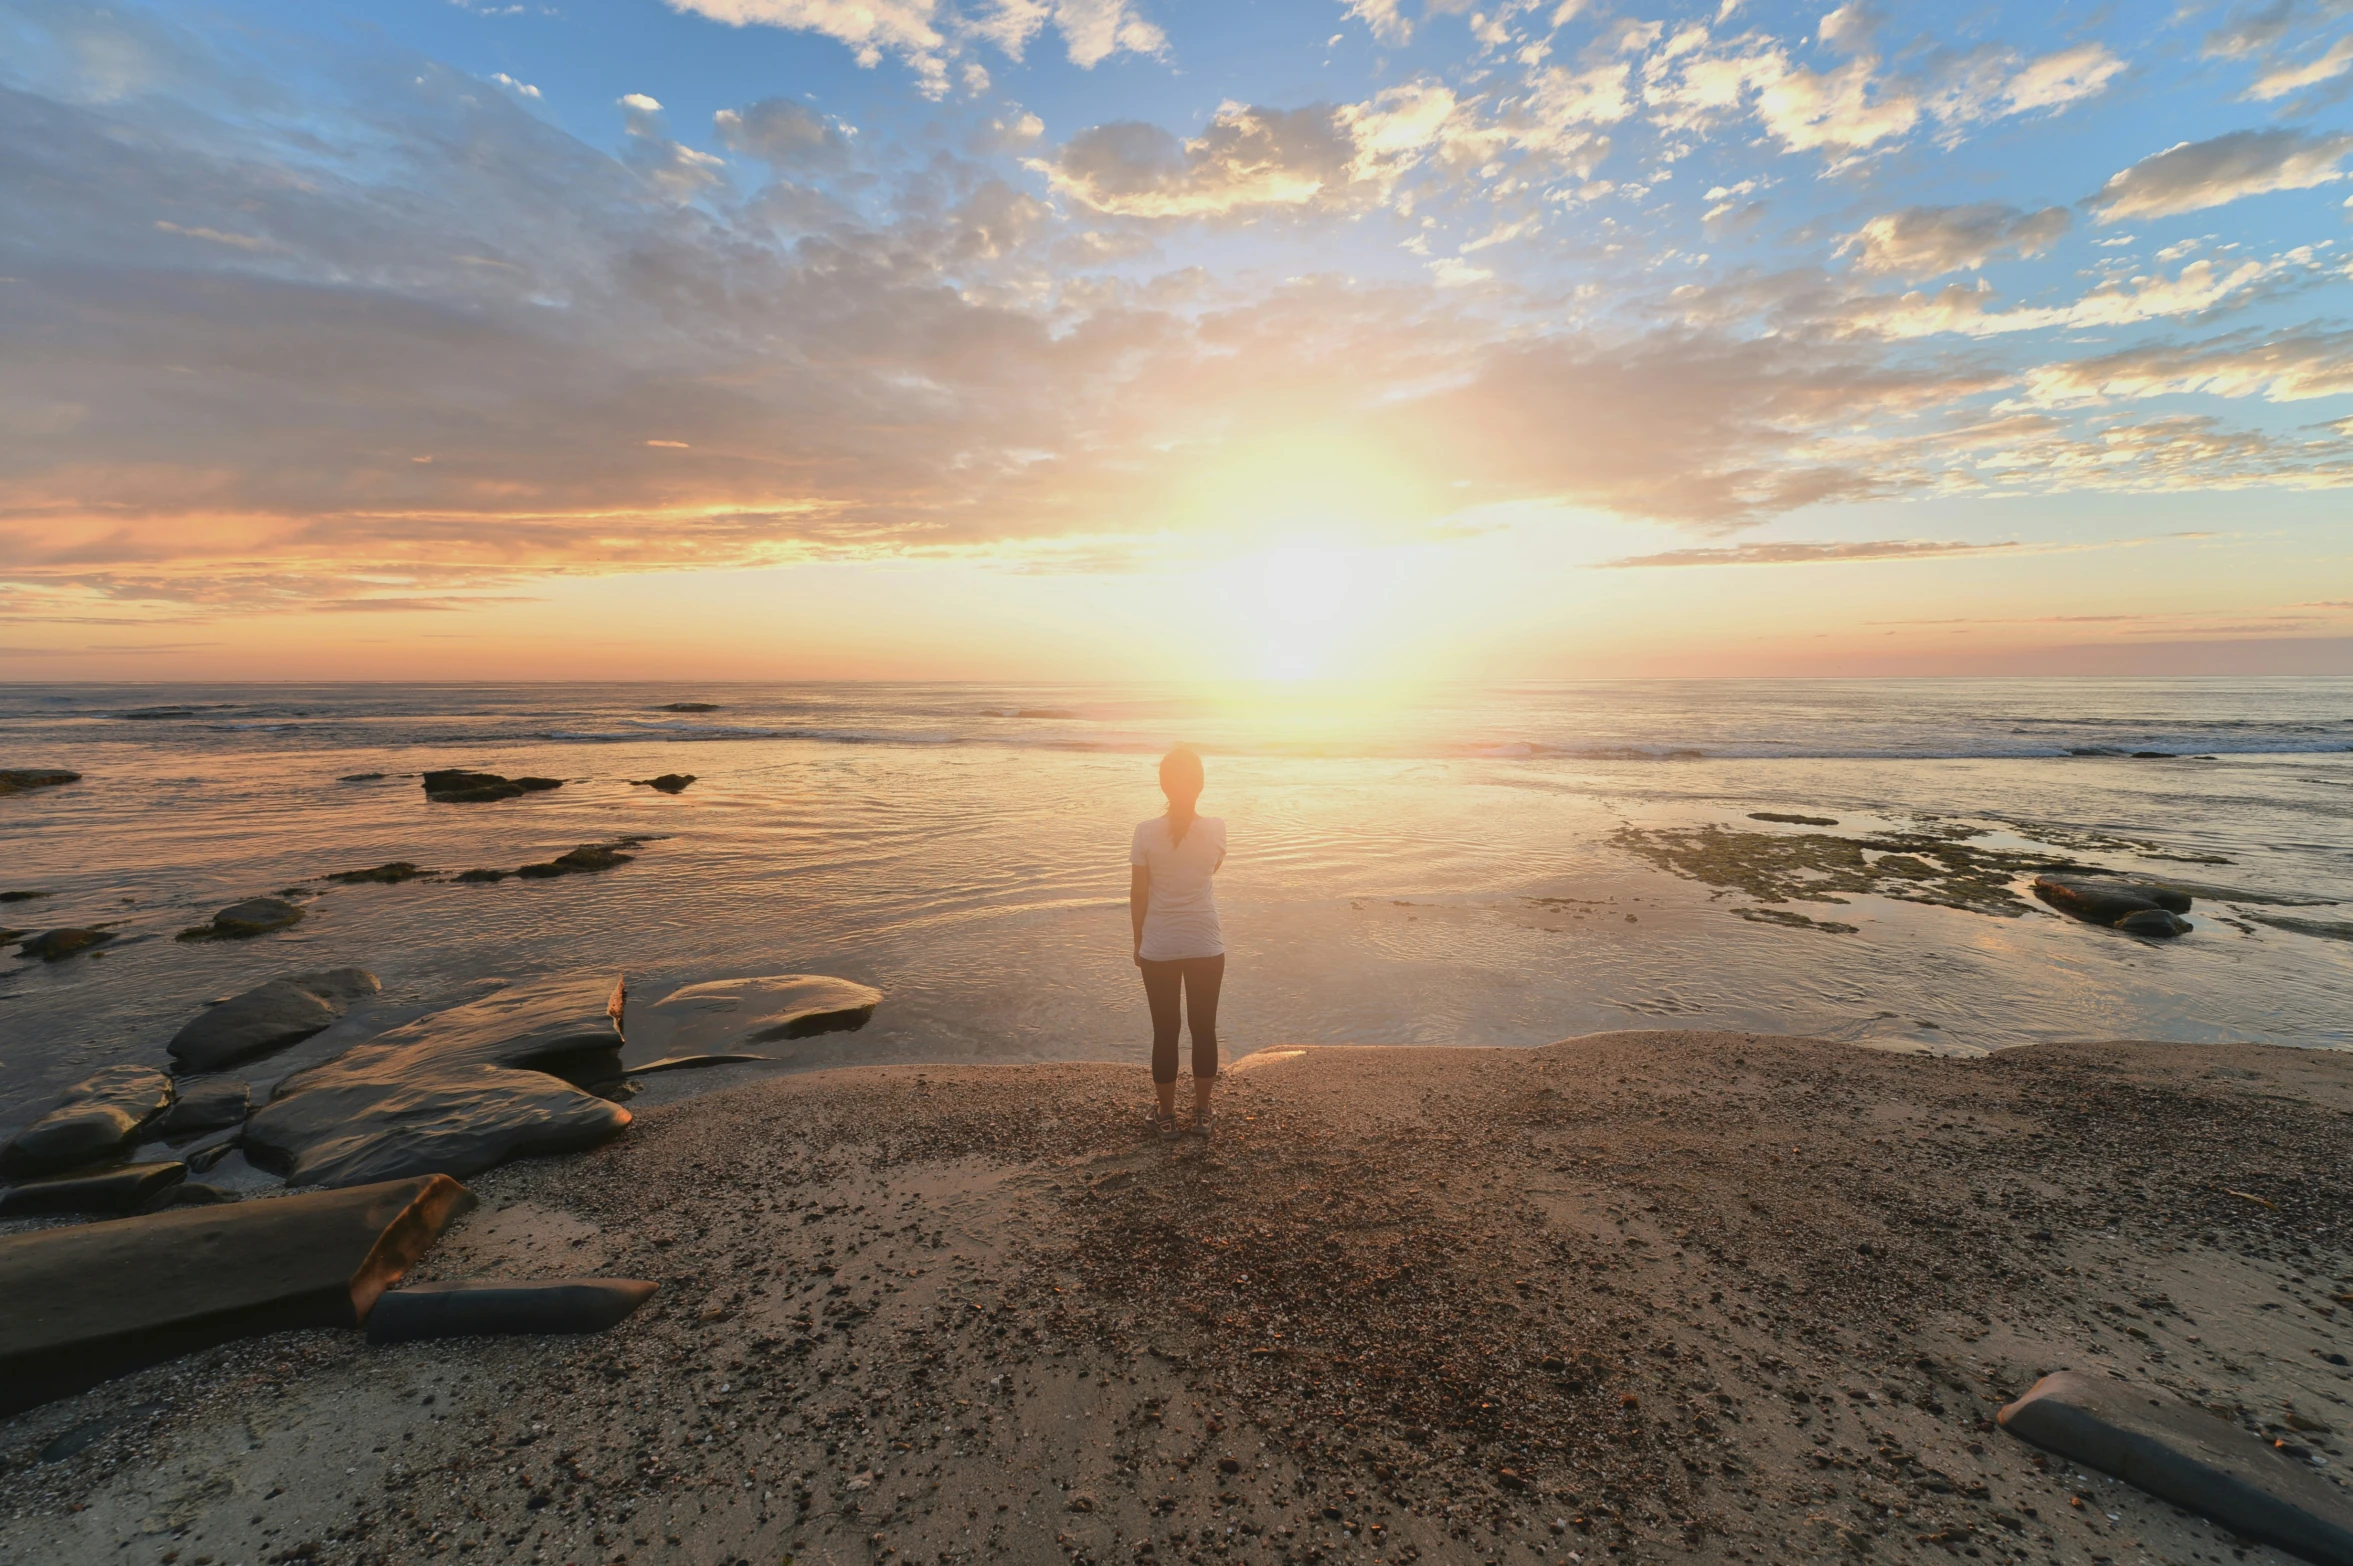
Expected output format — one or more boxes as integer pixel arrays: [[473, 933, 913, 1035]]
[[1, 0, 2350, 676]]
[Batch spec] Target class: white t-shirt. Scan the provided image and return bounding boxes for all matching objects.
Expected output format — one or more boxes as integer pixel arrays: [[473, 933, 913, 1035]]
[[1131, 815, 1227, 961]]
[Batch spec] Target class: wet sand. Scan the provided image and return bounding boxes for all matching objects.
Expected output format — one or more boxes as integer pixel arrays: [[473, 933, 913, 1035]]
[[3, 1031, 2351, 1566]]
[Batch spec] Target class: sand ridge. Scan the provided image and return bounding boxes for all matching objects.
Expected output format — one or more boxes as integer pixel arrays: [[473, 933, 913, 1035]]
[[1, 1031, 2350, 1566]]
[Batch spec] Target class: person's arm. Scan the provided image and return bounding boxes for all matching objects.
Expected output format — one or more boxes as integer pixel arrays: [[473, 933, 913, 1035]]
[[1129, 865, 1150, 965]]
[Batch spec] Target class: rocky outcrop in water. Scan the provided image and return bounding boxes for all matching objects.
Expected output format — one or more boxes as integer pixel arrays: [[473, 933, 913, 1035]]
[[1747, 811, 1839, 826], [326, 862, 430, 884], [0, 1065, 175, 1176], [517, 843, 634, 878], [0, 769, 80, 796], [629, 773, 696, 793], [168, 967, 382, 1073], [660, 702, 719, 712], [422, 769, 563, 803], [16, 927, 113, 961], [0, 1174, 474, 1416], [242, 972, 634, 1188], [627, 974, 884, 1058], [176, 897, 306, 942], [2031, 874, 2194, 937]]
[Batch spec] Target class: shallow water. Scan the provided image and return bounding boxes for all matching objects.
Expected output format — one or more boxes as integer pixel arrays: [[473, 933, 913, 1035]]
[[3, 679, 2350, 1136]]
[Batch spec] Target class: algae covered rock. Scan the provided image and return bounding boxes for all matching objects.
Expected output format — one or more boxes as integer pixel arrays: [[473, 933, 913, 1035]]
[[242, 972, 633, 1188], [168, 967, 382, 1073], [421, 769, 563, 804], [326, 861, 430, 884], [177, 897, 306, 942], [517, 843, 635, 879], [17, 927, 113, 961], [1, 1065, 175, 1176]]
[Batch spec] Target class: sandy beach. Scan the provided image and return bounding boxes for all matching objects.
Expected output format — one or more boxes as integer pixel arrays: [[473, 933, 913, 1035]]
[[3, 1030, 2349, 1566]]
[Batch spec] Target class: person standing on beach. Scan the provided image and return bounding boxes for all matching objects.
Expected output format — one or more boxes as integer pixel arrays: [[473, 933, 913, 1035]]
[[1132, 744, 1227, 1141]]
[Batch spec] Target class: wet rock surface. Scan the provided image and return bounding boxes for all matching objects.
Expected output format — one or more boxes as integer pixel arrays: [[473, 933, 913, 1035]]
[[241, 972, 634, 1188], [659, 702, 719, 712], [2033, 874, 2195, 937], [629, 773, 696, 793], [364, 1278, 659, 1343], [0, 1174, 474, 1416], [0, 769, 80, 796], [15, 927, 112, 961], [422, 769, 563, 803], [624, 973, 884, 1058], [1, 1066, 175, 1176], [0, 1161, 186, 1218], [1999, 1371, 2353, 1564], [1748, 811, 1840, 826], [167, 967, 383, 1073], [1617, 822, 2083, 917], [175, 896, 306, 942], [325, 861, 431, 884], [157, 1079, 250, 1138], [517, 842, 636, 879]]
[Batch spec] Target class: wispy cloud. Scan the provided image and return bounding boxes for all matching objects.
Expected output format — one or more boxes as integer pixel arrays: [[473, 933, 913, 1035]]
[[1596, 540, 2024, 569]]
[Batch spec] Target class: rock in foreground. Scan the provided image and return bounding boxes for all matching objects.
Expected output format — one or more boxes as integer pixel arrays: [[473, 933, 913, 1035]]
[[0, 1161, 186, 1217], [158, 1079, 251, 1136], [2032, 874, 2194, 937], [1999, 1371, 2353, 1564], [422, 769, 562, 804], [366, 1278, 659, 1343], [0, 1174, 474, 1416], [626, 973, 883, 1058], [167, 967, 382, 1074], [0, 1065, 174, 1176], [0, 768, 80, 797], [242, 972, 633, 1188], [176, 897, 306, 942]]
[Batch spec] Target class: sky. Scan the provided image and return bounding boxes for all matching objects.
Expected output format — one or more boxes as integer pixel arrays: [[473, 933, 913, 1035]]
[[1, 0, 2351, 680]]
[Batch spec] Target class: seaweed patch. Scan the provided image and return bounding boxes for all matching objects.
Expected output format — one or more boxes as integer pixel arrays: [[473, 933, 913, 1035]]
[[1613, 824, 2089, 917]]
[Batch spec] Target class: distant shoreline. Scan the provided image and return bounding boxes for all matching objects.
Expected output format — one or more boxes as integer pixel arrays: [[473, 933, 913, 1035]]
[[6, 1031, 2350, 1564]]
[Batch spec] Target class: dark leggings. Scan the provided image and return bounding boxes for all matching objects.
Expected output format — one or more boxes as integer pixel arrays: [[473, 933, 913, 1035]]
[[1140, 953, 1225, 1085]]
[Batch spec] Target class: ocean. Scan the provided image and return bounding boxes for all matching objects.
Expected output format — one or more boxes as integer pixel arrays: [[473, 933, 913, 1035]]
[[4, 678, 2350, 1152]]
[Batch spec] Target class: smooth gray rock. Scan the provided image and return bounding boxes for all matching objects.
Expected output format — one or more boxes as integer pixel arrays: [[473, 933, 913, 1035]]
[[0, 1161, 185, 1216], [1999, 1372, 2353, 1566], [624, 1053, 767, 1075], [1, 1066, 175, 1176], [366, 1278, 659, 1342], [0, 1174, 473, 1416], [167, 968, 382, 1073], [2033, 875, 2194, 937], [242, 972, 632, 1188], [141, 1181, 233, 1211], [177, 897, 306, 942], [626, 974, 883, 1059], [159, 1079, 250, 1138]]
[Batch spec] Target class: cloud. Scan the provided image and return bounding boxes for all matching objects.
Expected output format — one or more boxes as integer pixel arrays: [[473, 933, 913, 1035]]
[[2247, 34, 2353, 97], [1598, 539, 2022, 568], [2018, 329, 2353, 405], [1998, 43, 2127, 113], [1839, 204, 2071, 279], [966, 0, 1166, 69], [489, 72, 541, 99], [2088, 128, 2353, 221], [1826, 255, 2287, 339], [1041, 96, 1424, 219], [1344, 0, 1412, 44], [660, 0, 951, 92], [618, 93, 728, 199], [713, 98, 854, 170]]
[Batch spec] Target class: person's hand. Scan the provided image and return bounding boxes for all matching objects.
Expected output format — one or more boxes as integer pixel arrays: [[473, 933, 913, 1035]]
[[1132, 946, 1144, 967]]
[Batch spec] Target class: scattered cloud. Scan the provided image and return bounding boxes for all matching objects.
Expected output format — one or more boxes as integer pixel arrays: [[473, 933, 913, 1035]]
[[1598, 539, 2023, 568], [2017, 329, 2353, 405], [1839, 204, 2071, 279], [2088, 128, 2353, 221], [489, 72, 541, 99], [2247, 34, 2353, 97], [713, 98, 854, 169]]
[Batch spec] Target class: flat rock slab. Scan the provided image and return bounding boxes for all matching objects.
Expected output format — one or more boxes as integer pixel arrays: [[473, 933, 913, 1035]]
[[177, 897, 306, 942], [168, 967, 382, 1073], [0, 1173, 474, 1416], [160, 1079, 250, 1137], [243, 972, 632, 1188], [1999, 1371, 2353, 1566], [2, 1065, 175, 1176], [627, 974, 883, 1058], [0, 1161, 186, 1216], [366, 1278, 658, 1342]]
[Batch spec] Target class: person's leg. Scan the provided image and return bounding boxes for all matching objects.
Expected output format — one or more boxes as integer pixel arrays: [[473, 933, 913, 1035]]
[[1141, 958, 1183, 1118], [1183, 954, 1225, 1119]]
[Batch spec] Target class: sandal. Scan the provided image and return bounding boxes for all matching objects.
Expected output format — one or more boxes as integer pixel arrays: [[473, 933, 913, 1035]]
[[1150, 1107, 1180, 1141], [1190, 1108, 1214, 1140]]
